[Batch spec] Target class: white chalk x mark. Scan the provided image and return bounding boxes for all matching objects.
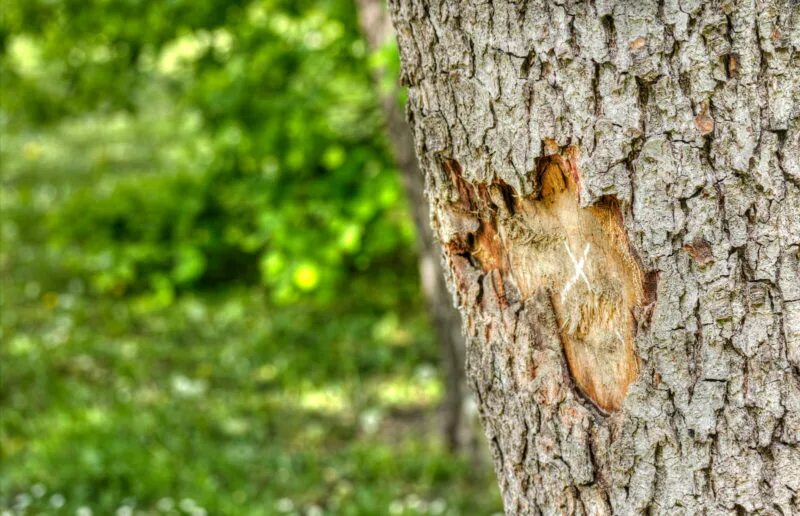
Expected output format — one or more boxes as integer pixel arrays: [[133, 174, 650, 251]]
[[561, 241, 592, 297]]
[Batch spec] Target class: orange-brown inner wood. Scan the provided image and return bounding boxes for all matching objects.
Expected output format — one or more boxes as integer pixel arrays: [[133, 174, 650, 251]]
[[441, 155, 645, 412]]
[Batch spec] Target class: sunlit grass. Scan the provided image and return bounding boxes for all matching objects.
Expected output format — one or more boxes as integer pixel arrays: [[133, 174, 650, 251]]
[[1, 281, 501, 514]]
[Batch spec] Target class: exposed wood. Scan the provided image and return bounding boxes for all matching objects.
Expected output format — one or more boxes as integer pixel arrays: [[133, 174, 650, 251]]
[[440, 149, 646, 412]]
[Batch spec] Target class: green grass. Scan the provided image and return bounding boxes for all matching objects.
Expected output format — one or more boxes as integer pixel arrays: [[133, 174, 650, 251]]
[[1, 288, 499, 515]]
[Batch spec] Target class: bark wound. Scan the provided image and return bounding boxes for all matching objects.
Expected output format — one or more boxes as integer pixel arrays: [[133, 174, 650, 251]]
[[683, 237, 714, 265], [440, 151, 648, 412]]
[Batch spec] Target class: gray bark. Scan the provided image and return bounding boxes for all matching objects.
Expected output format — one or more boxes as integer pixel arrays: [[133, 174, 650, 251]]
[[388, 0, 800, 514], [355, 0, 477, 452]]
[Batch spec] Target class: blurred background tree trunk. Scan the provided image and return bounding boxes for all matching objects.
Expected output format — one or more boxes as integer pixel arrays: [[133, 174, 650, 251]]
[[389, 0, 800, 513], [355, 0, 477, 454]]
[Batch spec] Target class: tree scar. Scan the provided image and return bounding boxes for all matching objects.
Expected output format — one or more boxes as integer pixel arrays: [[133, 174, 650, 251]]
[[439, 150, 648, 412]]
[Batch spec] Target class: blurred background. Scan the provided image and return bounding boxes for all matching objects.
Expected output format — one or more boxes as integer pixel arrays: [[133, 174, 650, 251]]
[[0, 0, 501, 514]]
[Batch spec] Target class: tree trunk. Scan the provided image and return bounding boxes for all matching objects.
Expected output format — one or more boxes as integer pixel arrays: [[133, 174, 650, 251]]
[[355, 0, 478, 453], [388, 0, 800, 513]]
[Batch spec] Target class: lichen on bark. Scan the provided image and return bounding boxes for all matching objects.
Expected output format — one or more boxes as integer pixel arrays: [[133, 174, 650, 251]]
[[389, 0, 800, 513]]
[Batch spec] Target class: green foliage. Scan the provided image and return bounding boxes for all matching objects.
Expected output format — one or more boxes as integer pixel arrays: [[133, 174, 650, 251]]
[[0, 0, 502, 513], [2, 0, 414, 303]]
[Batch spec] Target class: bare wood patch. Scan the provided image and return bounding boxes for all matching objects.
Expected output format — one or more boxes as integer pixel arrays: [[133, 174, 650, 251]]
[[439, 151, 648, 412]]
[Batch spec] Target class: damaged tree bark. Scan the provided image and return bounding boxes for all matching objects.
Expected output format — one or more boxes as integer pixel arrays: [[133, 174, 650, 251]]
[[388, 0, 800, 513]]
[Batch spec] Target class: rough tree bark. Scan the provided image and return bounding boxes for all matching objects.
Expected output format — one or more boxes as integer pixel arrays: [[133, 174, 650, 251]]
[[388, 0, 800, 513], [355, 0, 476, 452]]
